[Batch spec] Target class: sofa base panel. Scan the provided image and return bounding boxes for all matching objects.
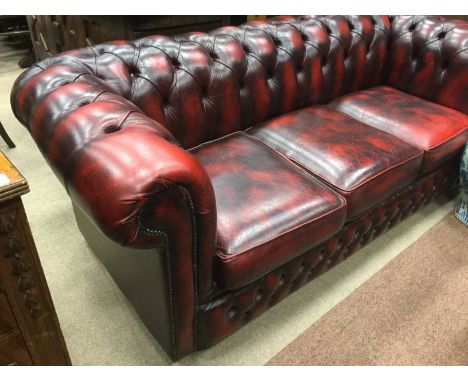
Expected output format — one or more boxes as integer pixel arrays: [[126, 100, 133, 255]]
[[197, 158, 459, 349], [71, 157, 459, 359]]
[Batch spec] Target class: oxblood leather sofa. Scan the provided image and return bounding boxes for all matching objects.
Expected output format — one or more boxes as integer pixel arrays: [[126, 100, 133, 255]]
[[11, 15, 468, 361]]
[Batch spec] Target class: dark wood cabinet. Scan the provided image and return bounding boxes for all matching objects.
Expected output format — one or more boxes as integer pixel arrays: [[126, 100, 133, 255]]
[[27, 15, 245, 61], [0, 152, 70, 366]]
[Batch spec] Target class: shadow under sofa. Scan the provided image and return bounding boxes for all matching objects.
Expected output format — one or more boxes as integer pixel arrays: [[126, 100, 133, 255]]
[[10, 15, 468, 360]]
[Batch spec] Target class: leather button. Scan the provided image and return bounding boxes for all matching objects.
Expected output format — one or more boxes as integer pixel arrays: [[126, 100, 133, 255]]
[[299, 262, 305, 273], [128, 66, 139, 77], [78, 100, 91, 108], [255, 289, 264, 302], [319, 248, 326, 259], [321, 57, 327, 67], [104, 125, 121, 134], [227, 306, 237, 319], [278, 274, 286, 287]]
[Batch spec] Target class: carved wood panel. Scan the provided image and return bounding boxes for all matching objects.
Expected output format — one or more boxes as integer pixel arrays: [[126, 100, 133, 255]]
[[0, 209, 42, 319], [0, 199, 70, 365]]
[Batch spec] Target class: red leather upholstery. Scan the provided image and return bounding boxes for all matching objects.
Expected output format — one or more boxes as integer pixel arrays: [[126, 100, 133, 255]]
[[330, 86, 468, 173], [12, 16, 391, 150], [248, 106, 423, 218], [192, 132, 346, 289], [386, 16, 468, 114], [198, 158, 459, 348], [9, 15, 467, 360], [244, 15, 391, 107]]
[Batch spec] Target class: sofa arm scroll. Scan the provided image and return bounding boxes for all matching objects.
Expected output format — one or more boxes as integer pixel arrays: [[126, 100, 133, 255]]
[[67, 126, 216, 249]]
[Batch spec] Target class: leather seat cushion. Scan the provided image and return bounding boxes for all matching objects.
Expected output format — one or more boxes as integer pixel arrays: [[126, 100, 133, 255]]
[[192, 132, 347, 290], [247, 106, 423, 218], [329, 86, 468, 173]]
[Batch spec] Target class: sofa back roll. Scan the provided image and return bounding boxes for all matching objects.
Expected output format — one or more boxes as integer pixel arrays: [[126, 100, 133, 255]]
[[387, 16, 468, 114]]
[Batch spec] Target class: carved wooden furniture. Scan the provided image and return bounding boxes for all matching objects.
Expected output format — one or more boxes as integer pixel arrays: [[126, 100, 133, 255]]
[[26, 16, 244, 61], [0, 151, 70, 365]]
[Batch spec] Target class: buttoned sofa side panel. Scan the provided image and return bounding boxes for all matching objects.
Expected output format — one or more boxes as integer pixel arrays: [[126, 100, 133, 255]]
[[387, 16, 468, 114]]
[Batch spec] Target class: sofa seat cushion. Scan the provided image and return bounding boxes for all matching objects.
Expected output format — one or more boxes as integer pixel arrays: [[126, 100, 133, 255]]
[[192, 132, 347, 290], [247, 106, 423, 219], [330, 86, 468, 173]]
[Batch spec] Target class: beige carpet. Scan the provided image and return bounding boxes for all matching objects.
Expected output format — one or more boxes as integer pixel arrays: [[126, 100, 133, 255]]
[[0, 38, 460, 365], [268, 213, 468, 366]]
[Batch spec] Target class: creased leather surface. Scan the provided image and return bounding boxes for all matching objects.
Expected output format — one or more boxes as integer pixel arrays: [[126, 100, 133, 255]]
[[330, 86, 468, 173], [192, 132, 346, 289], [248, 106, 423, 218]]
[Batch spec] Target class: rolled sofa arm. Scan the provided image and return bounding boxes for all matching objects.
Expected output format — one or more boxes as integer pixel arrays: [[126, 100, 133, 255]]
[[11, 56, 218, 358], [11, 54, 216, 272], [387, 15, 468, 114]]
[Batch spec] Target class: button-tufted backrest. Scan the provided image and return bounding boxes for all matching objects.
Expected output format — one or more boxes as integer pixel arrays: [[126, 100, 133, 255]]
[[91, 16, 392, 148], [13, 16, 393, 149], [262, 16, 391, 105], [133, 15, 391, 148], [386, 16, 468, 114]]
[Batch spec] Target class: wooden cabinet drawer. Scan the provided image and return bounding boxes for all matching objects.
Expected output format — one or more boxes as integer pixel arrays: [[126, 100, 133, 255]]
[[0, 329, 33, 366], [0, 292, 16, 336]]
